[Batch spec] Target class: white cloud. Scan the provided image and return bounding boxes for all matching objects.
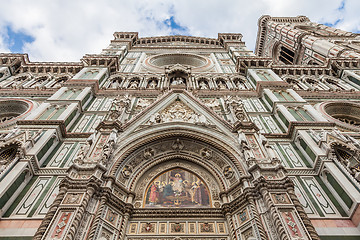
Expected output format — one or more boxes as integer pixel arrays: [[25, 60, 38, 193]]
[[0, 0, 358, 62]]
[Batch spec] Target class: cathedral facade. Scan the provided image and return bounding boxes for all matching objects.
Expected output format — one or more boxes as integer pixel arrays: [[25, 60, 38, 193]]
[[0, 15, 360, 239]]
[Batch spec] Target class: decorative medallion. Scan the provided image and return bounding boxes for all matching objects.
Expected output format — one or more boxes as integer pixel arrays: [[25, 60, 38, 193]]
[[170, 222, 185, 233], [199, 222, 214, 233], [200, 148, 212, 159], [63, 193, 83, 205], [223, 166, 234, 179], [271, 193, 291, 204], [141, 223, 155, 233], [143, 147, 155, 159], [121, 165, 133, 179]]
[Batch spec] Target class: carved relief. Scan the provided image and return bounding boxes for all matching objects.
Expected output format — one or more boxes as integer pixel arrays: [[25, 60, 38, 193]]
[[271, 193, 292, 205], [170, 222, 185, 233], [106, 94, 131, 121], [148, 100, 209, 125], [62, 193, 83, 205], [199, 222, 215, 233], [140, 223, 156, 233], [105, 208, 119, 226]]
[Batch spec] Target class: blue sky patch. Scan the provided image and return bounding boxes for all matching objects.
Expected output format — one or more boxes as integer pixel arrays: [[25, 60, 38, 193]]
[[164, 16, 189, 35], [337, 0, 345, 11], [323, 18, 342, 27], [6, 26, 34, 53]]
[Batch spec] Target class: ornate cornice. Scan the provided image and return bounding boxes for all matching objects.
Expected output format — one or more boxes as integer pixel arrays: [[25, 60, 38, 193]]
[[131, 208, 224, 218]]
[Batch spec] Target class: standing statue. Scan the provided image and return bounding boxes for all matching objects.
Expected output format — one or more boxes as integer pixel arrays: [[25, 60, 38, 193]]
[[238, 131, 253, 161], [129, 80, 139, 89], [101, 130, 118, 167], [260, 134, 278, 161], [148, 80, 157, 89], [199, 80, 208, 90]]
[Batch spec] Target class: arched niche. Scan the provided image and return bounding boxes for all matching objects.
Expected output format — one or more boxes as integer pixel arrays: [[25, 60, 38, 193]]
[[109, 127, 247, 208], [143, 167, 211, 208], [112, 135, 243, 186]]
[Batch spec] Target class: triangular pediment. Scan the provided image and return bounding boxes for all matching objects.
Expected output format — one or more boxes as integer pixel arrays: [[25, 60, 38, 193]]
[[120, 90, 234, 135], [147, 99, 209, 125]]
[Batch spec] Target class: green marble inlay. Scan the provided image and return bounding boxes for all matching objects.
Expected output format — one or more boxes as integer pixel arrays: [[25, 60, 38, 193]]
[[297, 108, 313, 121], [288, 108, 303, 121], [3, 176, 38, 217], [299, 138, 316, 161], [264, 94, 273, 108], [315, 176, 347, 217], [325, 173, 353, 209], [28, 176, 56, 217], [49, 107, 66, 120], [42, 142, 61, 167], [38, 106, 56, 120], [277, 110, 289, 127], [36, 137, 55, 162], [290, 143, 311, 168], [296, 176, 324, 217]]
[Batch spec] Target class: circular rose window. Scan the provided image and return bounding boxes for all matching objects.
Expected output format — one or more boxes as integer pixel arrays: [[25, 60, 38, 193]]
[[144, 53, 212, 72], [0, 99, 34, 128], [318, 101, 360, 130]]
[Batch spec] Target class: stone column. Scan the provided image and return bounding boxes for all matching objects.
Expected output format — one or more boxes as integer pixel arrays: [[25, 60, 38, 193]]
[[88, 195, 108, 239], [118, 211, 130, 240], [33, 186, 67, 240], [287, 187, 320, 240]]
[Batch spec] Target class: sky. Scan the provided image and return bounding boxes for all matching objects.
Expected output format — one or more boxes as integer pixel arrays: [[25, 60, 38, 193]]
[[0, 0, 358, 62]]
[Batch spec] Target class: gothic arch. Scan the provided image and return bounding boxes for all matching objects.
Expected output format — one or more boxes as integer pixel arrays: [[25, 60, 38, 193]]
[[109, 125, 247, 193]]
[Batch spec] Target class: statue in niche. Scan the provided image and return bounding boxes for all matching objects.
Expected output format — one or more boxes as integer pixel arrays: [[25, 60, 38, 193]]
[[199, 80, 208, 90], [101, 130, 118, 166], [260, 134, 278, 161], [171, 77, 185, 86], [238, 131, 253, 161], [108, 129, 118, 144], [110, 79, 121, 89], [129, 80, 139, 89], [217, 80, 227, 90], [236, 80, 246, 89], [148, 80, 157, 89]]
